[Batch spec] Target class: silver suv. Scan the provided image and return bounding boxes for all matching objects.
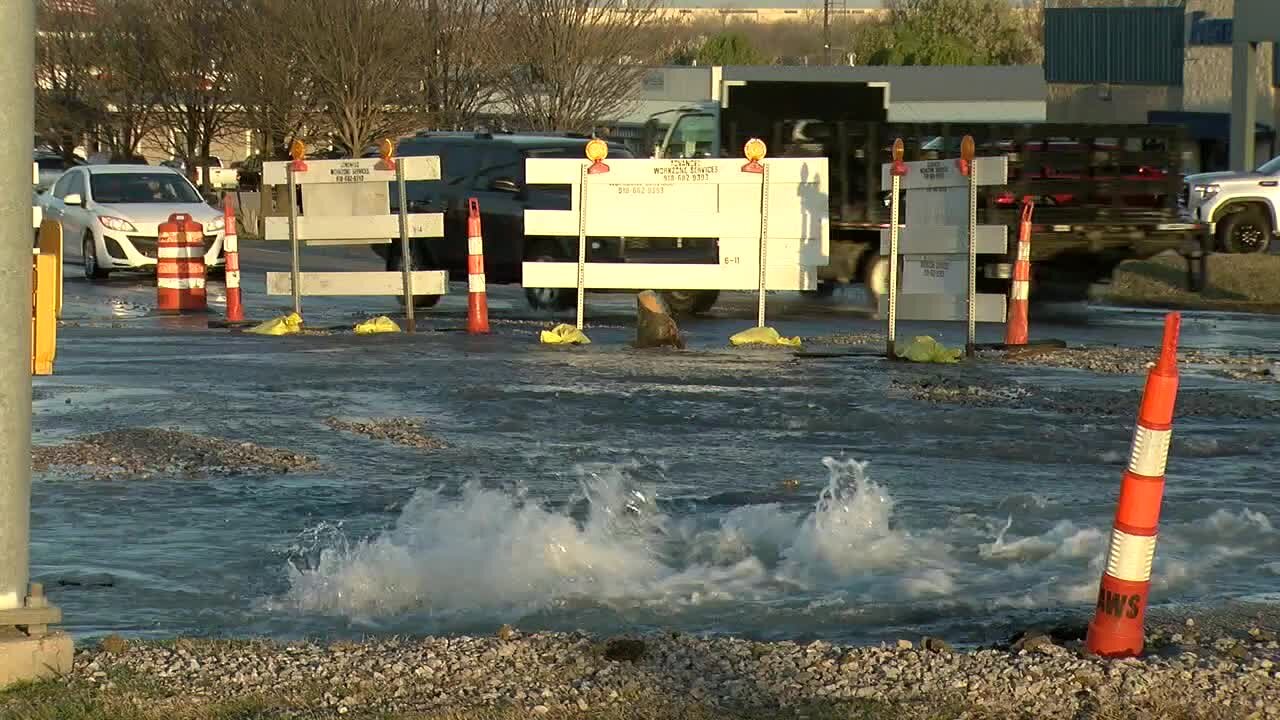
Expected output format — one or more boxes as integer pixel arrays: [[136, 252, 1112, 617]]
[[1182, 155, 1280, 253]]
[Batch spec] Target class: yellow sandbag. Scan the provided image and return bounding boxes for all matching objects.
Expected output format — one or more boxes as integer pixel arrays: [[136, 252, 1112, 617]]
[[540, 323, 591, 345], [730, 326, 802, 348], [354, 315, 401, 335], [245, 312, 303, 336], [896, 335, 962, 364]]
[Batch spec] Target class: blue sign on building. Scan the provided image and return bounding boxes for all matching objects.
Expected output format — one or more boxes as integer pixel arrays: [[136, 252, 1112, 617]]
[[1189, 11, 1233, 46]]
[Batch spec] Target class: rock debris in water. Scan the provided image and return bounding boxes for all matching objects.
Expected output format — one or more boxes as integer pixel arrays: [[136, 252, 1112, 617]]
[[30, 428, 318, 479], [58, 627, 1280, 718], [1003, 346, 1277, 382], [323, 417, 447, 450]]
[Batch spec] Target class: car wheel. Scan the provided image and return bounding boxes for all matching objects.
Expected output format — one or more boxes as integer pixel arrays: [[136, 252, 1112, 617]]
[[1217, 208, 1273, 254], [660, 290, 719, 315], [523, 241, 575, 311], [83, 234, 109, 280]]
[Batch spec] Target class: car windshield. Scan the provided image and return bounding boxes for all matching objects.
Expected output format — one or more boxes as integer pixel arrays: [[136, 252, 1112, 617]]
[[1256, 155, 1280, 175], [90, 172, 202, 204]]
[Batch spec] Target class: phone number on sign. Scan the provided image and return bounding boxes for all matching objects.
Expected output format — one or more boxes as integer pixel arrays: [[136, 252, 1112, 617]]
[[613, 184, 665, 195]]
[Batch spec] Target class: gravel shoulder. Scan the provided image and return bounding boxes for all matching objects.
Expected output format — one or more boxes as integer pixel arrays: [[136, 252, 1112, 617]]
[[4, 626, 1275, 720]]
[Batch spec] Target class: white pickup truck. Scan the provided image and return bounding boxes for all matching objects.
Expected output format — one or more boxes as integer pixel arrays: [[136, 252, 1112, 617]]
[[1182, 155, 1280, 253]]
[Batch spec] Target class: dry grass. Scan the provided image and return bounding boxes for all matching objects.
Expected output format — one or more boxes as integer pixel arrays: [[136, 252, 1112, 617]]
[[1103, 252, 1280, 312]]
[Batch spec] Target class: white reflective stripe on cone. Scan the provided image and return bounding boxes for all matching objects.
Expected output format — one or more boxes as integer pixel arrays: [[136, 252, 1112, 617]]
[[1011, 280, 1030, 301], [1104, 528, 1158, 583], [224, 235, 238, 253], [468, 236, 483, 255], [157, 277, 206, 290], [469, 274, 486, 293], [1128, 425, 1172, 477], [159, 246, 204, 259], [1018, 244, 1031, 261], [226, 270, 241, 288]]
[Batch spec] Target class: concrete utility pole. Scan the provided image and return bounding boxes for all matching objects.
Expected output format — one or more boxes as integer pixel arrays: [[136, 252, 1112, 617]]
[[0, 0, 72, 688]]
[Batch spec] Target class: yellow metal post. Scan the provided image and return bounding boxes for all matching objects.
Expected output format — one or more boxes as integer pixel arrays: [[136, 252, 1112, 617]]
[[30, 251, 56, 376], [36, 219, 61, 318]]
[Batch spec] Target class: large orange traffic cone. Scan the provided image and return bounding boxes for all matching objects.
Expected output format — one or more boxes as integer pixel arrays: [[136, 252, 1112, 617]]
[[1086, 312, 1181, 658], [466, 198, 490, 335], [223, 197, 244, 323], [1005, 200, 1034, 346]]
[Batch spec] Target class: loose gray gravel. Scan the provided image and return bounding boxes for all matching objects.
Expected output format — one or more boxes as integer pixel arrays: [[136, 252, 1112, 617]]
[[69, 625, 1280, 719], [1003, 346, 1277, 382], [31, 428, 319, 479], [323, 417, 448, 450]]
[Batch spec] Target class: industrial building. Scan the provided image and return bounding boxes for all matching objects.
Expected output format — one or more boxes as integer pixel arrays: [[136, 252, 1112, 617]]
[[1045, 0, 1280, 172]]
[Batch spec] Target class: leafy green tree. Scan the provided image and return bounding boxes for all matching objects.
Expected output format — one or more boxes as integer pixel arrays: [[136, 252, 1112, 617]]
[[868, 0, 1039, 66], [696, 31, 766, 66]]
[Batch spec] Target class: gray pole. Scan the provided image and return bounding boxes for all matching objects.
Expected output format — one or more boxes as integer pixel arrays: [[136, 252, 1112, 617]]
[[0, 0, 36, 612]]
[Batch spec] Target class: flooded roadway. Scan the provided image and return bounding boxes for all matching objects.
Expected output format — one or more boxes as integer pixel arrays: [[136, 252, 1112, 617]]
[[29, 240, 1280, 646]]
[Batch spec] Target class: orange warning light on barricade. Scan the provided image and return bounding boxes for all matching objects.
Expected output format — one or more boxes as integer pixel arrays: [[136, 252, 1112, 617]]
[[377, 138, 397, 171], [958, 135, 976, 177], [891, 138, 908, 177], [289, 139, 308, 173], [586, 138, 610, 175], [741, 138, 767, 174]]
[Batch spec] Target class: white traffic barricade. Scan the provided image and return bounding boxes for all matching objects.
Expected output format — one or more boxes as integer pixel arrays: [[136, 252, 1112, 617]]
[[261, 140, 447, 331], [521, 142, 828, 331], [881, 137, 1009, 358]]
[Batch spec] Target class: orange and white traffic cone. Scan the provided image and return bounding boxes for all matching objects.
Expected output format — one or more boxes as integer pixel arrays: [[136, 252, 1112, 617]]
[[1005, 200, 1034, 346], [223, 197, 244, 323], [1086, 312, 1181, 658], [466, 198, 490, 335], [157, 213, 207, 312]]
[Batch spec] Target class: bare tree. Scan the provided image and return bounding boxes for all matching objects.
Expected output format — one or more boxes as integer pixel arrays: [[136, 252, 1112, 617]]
[[149, 0, 239, 191], [498, 0, 664, 133], [95, 0, 164, 160], [276, 0, 430, 157], [225, 0, 318, 161], [35, 0, 104, 159], [418, 0, 506, 130]]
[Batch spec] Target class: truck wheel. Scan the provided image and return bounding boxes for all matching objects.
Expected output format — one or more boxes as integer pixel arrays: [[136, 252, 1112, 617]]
[[523, 240, 575, 311], [861, 253, 888, 309], [1217, 208, 1272, 253], [661, 290, 718, 315]]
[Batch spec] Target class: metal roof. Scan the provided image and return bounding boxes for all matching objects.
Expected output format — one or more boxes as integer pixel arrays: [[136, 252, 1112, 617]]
[[719, 65, 1047, 103]]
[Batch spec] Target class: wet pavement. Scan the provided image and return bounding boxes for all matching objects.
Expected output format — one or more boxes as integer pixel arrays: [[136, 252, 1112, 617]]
[[28, 242, 1280, 646]]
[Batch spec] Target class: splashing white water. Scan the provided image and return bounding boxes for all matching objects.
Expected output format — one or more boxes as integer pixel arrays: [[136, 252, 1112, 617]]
[[274, 458, 1269, 626]]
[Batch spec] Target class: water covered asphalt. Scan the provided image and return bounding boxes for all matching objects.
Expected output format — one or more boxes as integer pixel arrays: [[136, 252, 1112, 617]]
[[28, 250, 1280, 646]]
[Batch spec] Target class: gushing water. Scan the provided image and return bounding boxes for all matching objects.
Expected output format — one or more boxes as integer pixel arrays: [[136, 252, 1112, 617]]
[[271, 457, 1277, 637]]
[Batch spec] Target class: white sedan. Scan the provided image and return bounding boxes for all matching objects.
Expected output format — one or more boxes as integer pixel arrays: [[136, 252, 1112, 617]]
[[38, 164, 225, 280]]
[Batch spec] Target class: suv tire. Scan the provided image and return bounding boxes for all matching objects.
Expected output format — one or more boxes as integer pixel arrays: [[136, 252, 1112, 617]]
[[1217, 207, 1273, 254], [386, 246, 442, 309], [523, 240, 575, 311]]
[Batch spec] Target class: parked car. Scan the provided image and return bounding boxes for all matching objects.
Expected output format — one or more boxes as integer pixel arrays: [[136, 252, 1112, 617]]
[[38, 165, 225, 280], [367, 131, 636, 311], [34, 151, 85, 192]]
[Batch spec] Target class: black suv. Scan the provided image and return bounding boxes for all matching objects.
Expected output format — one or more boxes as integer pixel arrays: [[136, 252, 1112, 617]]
[[371, 132, 719, 313]]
